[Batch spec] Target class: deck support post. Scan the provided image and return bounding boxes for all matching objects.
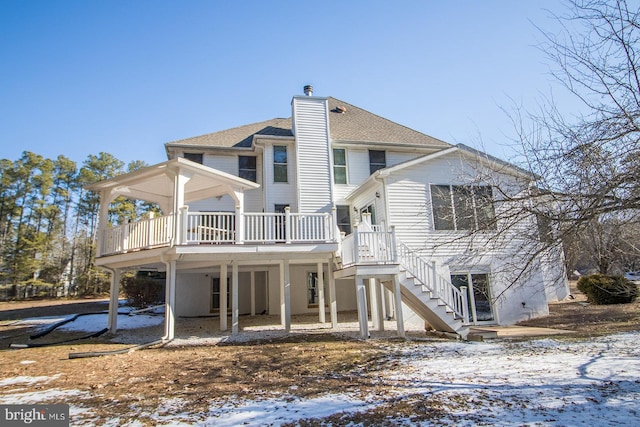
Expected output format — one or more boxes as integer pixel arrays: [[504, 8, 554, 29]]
[[280, 260, 291, 332], [355, 276, 369, 339], [220, 263, 228, 331], [164, 260, 177, 341], [317, 262, 326, 323], [329, 262, 338, 329], [393, 274, 405, 338], [107, 268, 121, 333], [250, 271, 256, 316], [370, 278, 384, 331], [232, 261, 239, 335]]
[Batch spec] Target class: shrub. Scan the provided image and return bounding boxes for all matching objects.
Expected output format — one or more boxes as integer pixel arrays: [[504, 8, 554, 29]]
[[121, 275, 165, 308], [577, 274, 638, 305]]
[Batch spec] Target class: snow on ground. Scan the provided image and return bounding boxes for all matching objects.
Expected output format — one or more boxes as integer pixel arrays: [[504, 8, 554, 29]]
[[137, 333, 638, 426], [8, 310, 164, 332], [379, 332, 640, 426], [57, 312, 163, 332], [2, 307, 639, 426]]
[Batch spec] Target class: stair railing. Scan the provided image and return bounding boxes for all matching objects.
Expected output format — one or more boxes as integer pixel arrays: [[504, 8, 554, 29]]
[[396, 240, 470, 324]]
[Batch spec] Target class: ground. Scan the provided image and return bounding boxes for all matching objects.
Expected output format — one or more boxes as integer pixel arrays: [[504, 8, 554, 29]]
[[0, 284, 639, 426]]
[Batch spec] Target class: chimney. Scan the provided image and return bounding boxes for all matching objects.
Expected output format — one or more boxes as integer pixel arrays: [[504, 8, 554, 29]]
[[303, 84, 313, 96]]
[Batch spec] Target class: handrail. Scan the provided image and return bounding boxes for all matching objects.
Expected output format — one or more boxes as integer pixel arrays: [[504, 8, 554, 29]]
[[100, 214, 174, 256], [340, 227, 396, 266], [396, 240, 470, 324], [99, 210, 337, 255]]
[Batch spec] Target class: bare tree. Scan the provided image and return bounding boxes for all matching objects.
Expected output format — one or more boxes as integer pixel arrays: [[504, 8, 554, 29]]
[[501, 0, 640, 279]]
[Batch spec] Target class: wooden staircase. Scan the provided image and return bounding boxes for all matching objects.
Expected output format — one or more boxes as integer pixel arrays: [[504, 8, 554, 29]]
[[385, 268, 470, 339], [337, 223, 471, 339]]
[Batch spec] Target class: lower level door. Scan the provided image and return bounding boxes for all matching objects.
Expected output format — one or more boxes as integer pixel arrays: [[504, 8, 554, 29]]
[[450, 273, 494, 323]]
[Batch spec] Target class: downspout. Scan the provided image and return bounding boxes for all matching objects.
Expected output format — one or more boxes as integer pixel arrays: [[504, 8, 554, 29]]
[[381, 176, 391, 232]]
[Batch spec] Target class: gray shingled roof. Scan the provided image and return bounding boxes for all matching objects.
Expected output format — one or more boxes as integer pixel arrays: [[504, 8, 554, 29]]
[[326, 97, 449, 147], [165, 97, 450, 149], [165, 118, 293, 148]]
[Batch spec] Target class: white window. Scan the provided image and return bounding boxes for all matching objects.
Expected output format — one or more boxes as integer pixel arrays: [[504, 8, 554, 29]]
[[430, 185, 495, 231], [239, 156, 257, 182], [368, 150, 386, 174], [333, 148, 347, 184], [273, 146, 288, 182]]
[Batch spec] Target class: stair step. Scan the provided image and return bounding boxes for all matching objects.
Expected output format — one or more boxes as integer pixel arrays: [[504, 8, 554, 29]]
[[466, 328, 499, 340]]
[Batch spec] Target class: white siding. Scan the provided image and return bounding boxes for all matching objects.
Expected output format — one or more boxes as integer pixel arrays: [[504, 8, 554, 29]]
[[176, 270, 268, 317], [387, 151, 418, 168], [293, 97, 332, 213], [263, 144, 297, 212], [187, 152, 264, 213], [384, 151, 557, 325], [333, 147, 426, 205]]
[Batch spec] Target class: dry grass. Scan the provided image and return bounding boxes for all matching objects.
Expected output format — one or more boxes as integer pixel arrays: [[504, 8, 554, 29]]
[[1, 285, 639, 424], [0, 333, 388, 424], [516, 281, 640, 337]]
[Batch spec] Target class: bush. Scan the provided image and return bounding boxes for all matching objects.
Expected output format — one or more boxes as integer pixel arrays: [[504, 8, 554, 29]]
[[577, 274, 639, 305], [121, 275, 165, 308]]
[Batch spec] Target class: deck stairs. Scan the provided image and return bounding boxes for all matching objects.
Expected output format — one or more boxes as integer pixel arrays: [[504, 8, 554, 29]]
[[384, 265, 470, 338], [337, 222, 470, 339]]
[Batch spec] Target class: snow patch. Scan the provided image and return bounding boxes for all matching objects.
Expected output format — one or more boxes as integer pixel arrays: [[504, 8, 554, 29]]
[[0, 374, 61, 387]]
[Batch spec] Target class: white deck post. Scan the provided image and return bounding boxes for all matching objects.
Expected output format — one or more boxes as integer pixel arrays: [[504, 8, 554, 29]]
[[164, 260, 177, 341], [393, 274, 405, 338], [174, 169, 192, 245], [232, 261, 239, 335], [234, 190, 245, 244], [179, 206, 189, 245], [250, 271, 256, 316], [285, 207, 292, 244], [331, 206, 338, 242], [461, 286, 470, 324], [107, 268, 121, 333], [370, 278, 384, 331], [317, 262, 326, 323], [355, 276, 369, 339], [220, 263, 228, 331], [280, 260, 291, 332], [96, 190, 113, 257], [329, 262, 338, 329]]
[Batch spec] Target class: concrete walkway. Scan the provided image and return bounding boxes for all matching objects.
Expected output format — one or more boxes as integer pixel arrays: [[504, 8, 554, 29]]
[[468, 325, 573, 340]]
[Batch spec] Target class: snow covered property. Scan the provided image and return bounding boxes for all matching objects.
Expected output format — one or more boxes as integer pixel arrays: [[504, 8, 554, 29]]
[[88, 86, 569, 340]]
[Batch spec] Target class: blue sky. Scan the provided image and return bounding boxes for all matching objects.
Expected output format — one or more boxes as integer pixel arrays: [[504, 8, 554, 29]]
[[0, 0, 573, 167]]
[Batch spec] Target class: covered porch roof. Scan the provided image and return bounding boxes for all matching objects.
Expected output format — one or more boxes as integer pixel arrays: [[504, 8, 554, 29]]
[[87, 157, 260, 212]]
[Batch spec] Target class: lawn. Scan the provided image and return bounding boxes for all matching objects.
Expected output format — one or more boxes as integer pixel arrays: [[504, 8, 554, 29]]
[[0, 287, 639, 426]]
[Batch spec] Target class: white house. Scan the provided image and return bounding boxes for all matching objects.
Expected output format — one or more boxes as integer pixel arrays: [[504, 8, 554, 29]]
[[89, 85, 569, 341]]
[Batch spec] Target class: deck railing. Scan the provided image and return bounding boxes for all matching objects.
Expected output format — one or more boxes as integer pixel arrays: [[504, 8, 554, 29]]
[[100, 214, 174, 256], [186, 212, 236, 243], [338, 225, 469, 325], [341, 227, 397, 266], [99, 209, 336, 256], [397, 241, 470, 324]]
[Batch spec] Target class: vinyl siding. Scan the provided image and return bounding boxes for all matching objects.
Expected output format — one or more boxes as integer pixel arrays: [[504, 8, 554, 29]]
[[292, 97, 332, 213], [187, 152, 264, 213], [263, 144, 297, 212], [385, 152, 532, 257]]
